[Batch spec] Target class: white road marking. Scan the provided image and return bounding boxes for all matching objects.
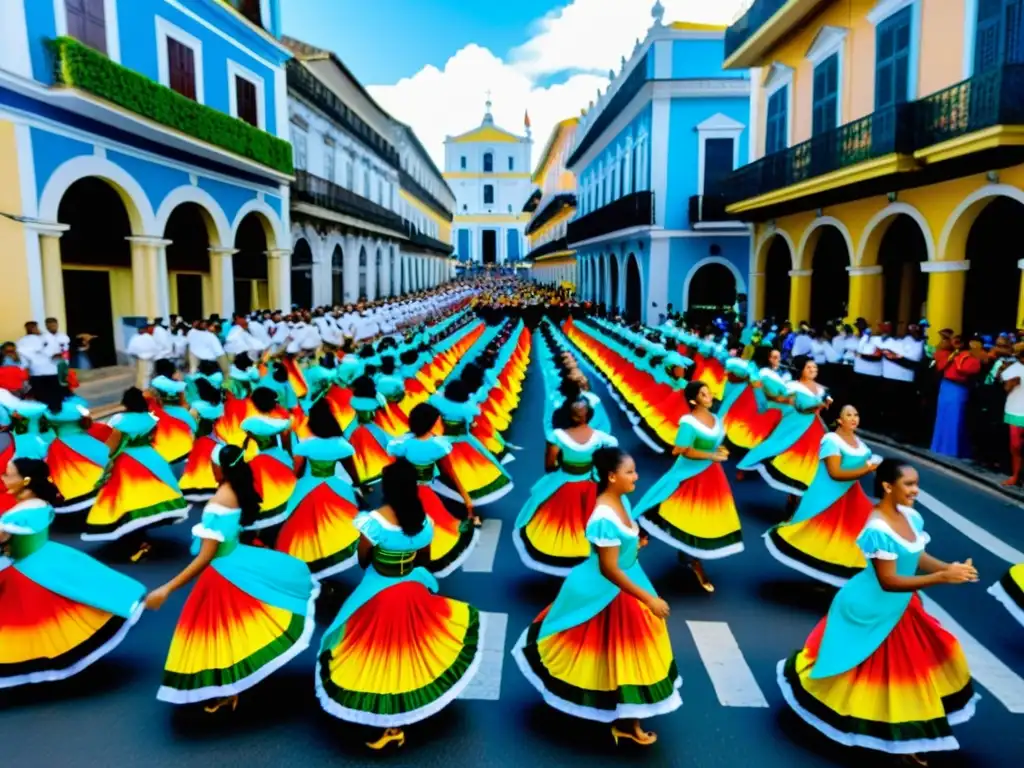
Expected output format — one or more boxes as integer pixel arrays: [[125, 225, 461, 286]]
[[459, 611, 507, 701], [462, 519, 502, 573], [686, 620, 769, 708], [916, 490, 1024, 565], [921, 595, 1024, 714]]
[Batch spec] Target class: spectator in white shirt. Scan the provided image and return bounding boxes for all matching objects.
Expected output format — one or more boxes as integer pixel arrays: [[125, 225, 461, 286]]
[[16, 322, 63, 388], [853, 319, 883, 426], [127, 324, 160, 388], [43, 317, 71, 361], [223, 315, 266, 358]]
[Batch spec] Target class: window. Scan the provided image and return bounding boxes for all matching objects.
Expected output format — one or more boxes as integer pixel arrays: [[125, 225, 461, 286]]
[[323, 141, 335, 182], [812, 53, 840, 135], [364, 169, 371, 197], [460, 155, 467, 169], [157, 18, 204, 103], [508, 156, 515, 171], [291, 124, 307, 170], [228, 61, 265, 129], [378, 179, 384, 205], [703, 139, 735, 194], [483, 152, 494, 173], [234, 76, 258, 125], [875, 7, 912, 108], [973, 0, 1024, 74], [167, 38, 196, 100], [696, 114, 743, 195], [765, 86, 789, 154], [483, 185, 494, 205], [346, 160, 354, 189], [66, 0, 107, 54]]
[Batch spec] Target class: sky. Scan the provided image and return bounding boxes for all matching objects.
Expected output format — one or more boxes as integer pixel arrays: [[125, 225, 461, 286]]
[[282, 0, 750, 170]]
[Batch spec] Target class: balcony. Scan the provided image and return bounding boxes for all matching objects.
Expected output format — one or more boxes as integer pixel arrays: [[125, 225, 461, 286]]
[[403, 221, 454, 256], [688, 194, 743, 227], [287, 61, 400, 169], [293, 170, 405, 233], [526, 193, 577, 236], [567, 191, 654, 244], [724, 0, 822, 68], [526, 237, 571, 262], [567, 54, 649, 168], [398, 168, 454, 222], [719, 103, 916, 215]]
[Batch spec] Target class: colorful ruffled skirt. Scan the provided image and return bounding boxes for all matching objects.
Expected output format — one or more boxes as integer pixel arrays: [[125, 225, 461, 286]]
[[246, 450, 298, 530], [637, 463, 743, 559], [215, 395, 254, 448], [988, 564, 1024, 627], [778, 594, 979, 754], [179, 435, 220, 503], [765, 484, 873, 586], [316, 580, 483, 726], [512, 593, 682, 722], [157, 546, 318, 704], [325, 387, 356, 432], [435, 435, 512, 506], [275, 479, 361, 578], [150, 404, 195, 464], [345, 422, 394, 485], [419, 485, 479, 577], [740, 418, 826, 495], [374, 400, 410, 437], [514, 478, 596, 576], [47, 434, 106, 513], [721, 387, 782, 457]]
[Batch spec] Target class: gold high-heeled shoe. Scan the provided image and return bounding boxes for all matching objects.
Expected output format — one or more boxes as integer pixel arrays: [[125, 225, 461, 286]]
[[689, 561, 715, 593], [366, 728, 405, 750], [611, 725, 657, 746], [130, 542, 152, 563], [203, 695, 238, 714], [902, 755, 928, 767]]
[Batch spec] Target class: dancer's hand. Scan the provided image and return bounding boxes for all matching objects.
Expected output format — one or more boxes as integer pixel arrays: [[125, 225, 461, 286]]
[[712, 447, 729, 462], [942, 560, 978, 584], [144, 586, 171, 610], [645, 596, 670, 619], [638, 532, 650, 549]]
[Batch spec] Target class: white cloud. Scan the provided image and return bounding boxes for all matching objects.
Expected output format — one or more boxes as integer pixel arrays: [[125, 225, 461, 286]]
[[368, 0, 749, 172]]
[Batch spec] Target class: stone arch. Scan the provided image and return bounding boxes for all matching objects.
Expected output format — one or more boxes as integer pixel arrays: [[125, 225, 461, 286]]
[[805, 222, 853, 328], [230, 198, 286, 249], [682, 256, 747, 311], [796, 216, 855, 272], [155, 185, 231, 247], [624, 252, 644, 322], [938, 183, 1024, 262], [857, 202, 936, 267], [40, 154, 156, 234], [754, 227, 797, 273]]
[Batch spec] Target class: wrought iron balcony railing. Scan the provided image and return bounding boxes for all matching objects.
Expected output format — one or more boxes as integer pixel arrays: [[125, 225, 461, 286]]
[[526, 237, 570, 262], [567, 191, 654, 244], [567, 54, 649, 168], [915, 63, 1024, 150], [688, 194, 734, 224], [398, 168, 454, 222], [293, 170, 405, 232], [526, 193, 577, 236], [724, 0, 789, 61], [403, 221, 454, 255]]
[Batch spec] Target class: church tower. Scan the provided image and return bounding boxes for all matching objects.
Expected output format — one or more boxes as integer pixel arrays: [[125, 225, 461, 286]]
[[444, 95, 533, 265]]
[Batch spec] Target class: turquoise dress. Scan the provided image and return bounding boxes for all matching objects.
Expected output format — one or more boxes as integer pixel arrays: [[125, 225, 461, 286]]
[[150, 375, 196, 464], [179, 401, 225, 502], [514, 428, 618, 576], [240, 415, 296, 530], [779, 506, 979, 755], [316, 511, 484, 727], [156, 502, 318, 704], [512, 501, 683, 722], [46, 397, 108, 513], [0, 499, 145, 688], [373, 373, 409, 436], [275, 436, 362, 578], [11, 401, 53, 460], [430, 395, 512, 506]]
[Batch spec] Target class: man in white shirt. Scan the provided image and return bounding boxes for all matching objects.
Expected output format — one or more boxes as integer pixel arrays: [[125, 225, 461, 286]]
[[882, 323, 925, 441], [17, 322, 63, 387], [353, 310, 379, 342], [126, 324, 160, 388], [853, 320, 883, 427], [223, 315, 266, 359], [186, 321, 226, 372], [151, 319, 175, 362], [43, 317, 71, 362]]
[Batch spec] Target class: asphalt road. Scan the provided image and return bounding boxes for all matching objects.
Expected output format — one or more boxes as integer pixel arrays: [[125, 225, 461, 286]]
[[3, 342, 1023, 768]]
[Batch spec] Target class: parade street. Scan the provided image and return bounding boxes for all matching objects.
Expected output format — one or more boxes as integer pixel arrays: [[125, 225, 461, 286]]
[[2, 346, 1022, 768]]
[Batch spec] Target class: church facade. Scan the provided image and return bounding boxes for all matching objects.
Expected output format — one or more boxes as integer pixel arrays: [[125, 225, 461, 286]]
[[444, 102, 533, 265]]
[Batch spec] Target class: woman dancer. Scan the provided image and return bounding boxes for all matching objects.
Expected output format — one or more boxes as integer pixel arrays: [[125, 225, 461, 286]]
[[344, 375, 394, 486], [275, 398, 362, 579], [373, 356, 410, 437], [216, 353, 260, 449], [240, 386, 297, 531], [42, 387, 108, 513], [315, 459, 484, 749], [0, 458, 145, 689], [82, 388, 188, 560], [778, 460, 979, 762], [148, 444, 318, 711], [179, 379, 225, 503], [514, 396, 618, 576], [512, 447, 681, 746], [386, 402, 479, 573], [766, 405, 880, 586], [634, 381, 742, 593], [149, 359, 196, 464]]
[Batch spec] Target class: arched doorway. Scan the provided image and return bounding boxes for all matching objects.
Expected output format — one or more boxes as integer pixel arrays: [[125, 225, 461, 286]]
[[58, 177, 133, 367], [164, 203, 211, 322], [595, 256, 604, 305], [687, 262, 737, 327], [331, 245, 344, 306], [964, 197, 1024, 335], [625, 253, 642, 322], [233, 213, 269, 313], [878, 216, 928, 331], [809, 227, 850, 329], [609, 256, 620, 314], [763, 236, 792, 322], [291, 238, 314, 310], [358, 246, 368, 299]]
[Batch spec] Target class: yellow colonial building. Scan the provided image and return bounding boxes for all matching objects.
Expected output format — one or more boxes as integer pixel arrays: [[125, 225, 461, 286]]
[[524, 117, 579, 287], [721, 0, 1024, 340]]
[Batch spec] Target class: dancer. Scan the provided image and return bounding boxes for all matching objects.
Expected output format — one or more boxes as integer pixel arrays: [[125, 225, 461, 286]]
[[634, 381, 742, 593], [178, 378, 225, 503], [778, 459, 979, 762], [315, 458, 484, 749], [149, 359, 196, 464], [514, 395, 618, 576], [512, 447, 681, 746], [344, 375, 394, 486], [240, 386, 297, 530], [766, 405, 880, 586], [82, 388, 188, 560], [989, 564, 1024, 627], [148, 443, 318, 710], [275, 398, 362, 579], [42, 387, 107, 513], [386, 402, 480, 573], [0, 458, 145, 689]]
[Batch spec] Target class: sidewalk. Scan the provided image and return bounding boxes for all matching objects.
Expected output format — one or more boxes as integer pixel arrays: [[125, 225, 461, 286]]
[[861, 428, 1024, 504]]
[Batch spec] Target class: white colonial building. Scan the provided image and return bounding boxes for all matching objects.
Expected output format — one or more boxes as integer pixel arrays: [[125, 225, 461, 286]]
[[445, 100, 533, 265]]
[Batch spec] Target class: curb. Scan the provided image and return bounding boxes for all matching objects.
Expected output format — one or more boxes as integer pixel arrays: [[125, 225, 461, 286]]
[[860, 429, 1024, 504]]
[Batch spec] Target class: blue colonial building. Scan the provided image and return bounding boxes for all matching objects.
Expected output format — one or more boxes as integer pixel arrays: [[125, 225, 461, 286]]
[[0, 0, 292, 365], [570, 6, 752, 326]]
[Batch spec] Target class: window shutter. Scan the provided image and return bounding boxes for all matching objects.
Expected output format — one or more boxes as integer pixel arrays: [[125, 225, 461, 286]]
[[975, 0, 1005, 73], [875, 7, 911, 109], [765, 86, 788, 154], [168, 38, 196, 100], [703, 138, 735, 193], [812, 54, 839, 135], [235, 75, 258, 126], [84, 0, 107, 54]]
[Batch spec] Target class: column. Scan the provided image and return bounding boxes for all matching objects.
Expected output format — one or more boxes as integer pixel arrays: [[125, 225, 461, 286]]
[[266, 248, 292, 311], [921, 260, 969, 345], [846, 265, 883, 326], [747, 272, 763, 323], [35, 223, 70, 329], [788, 269, 812, 325], [126, 236, 172, 319], [1017, 258, 1024, 328], [209, 247, 237, 317], [380, 247, 391, 297]]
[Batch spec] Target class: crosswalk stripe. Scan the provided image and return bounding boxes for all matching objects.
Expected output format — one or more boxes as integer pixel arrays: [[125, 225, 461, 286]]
[[915, 490, 1024, 565], [686, 620, 769, 708], [459, 611, 507, 701], [922, 595, 1024, 714], [462, 519, 502, 573]]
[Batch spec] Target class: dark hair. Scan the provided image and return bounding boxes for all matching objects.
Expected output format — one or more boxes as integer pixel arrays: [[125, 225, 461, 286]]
[[12, 458, 62, 506], [873, 458, 914, 497], [121, 387, 148, 413], [408, 403, 440, 437], [320, 353, 337, 369], [217, 444, 263, 527], [351, 375, 377, 399], [250, 386, 279, 414], [233, 352, 253, 371], [593, 446, 629, 494], [358, 345, 376, 359], [558, 377, 582, 401], [684, 380, 709, 407], [272, 362, 289, 383], [444, 379, 469, 403], [380, 458, 426, 536], [364, 364, 378, 377], [308, 398, 342, 438], [195, 377, 223, 406], [400, 349, 419, 366], [380, 356, 397, 375], [198, 359, 220, 376], [554, 396, 592, 429], [153, 359, 177, 379], [792, 355, 814, 379]]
